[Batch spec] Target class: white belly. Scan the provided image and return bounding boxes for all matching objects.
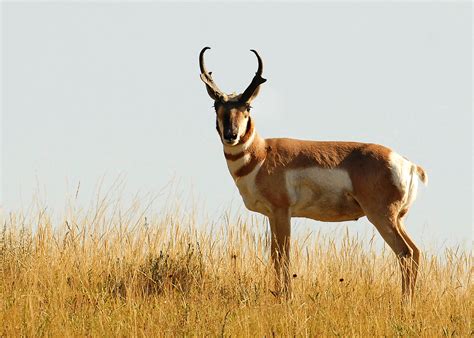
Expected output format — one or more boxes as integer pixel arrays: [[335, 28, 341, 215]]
[[285, 167, 362, 221]]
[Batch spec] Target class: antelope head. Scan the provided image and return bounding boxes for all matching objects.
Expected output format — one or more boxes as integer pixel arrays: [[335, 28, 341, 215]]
[[199, 47, 267, 146]]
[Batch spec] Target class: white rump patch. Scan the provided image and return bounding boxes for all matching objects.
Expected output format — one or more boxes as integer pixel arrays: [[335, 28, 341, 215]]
[[389, 152, 419, 209], [389, 152, 412, 192]]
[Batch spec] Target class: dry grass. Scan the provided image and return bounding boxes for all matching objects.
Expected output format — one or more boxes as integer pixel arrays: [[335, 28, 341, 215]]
[[0, 196, 472, 337]]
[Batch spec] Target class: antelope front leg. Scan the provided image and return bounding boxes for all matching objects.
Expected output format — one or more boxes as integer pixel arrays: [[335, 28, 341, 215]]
[[269, 209, 291, 296]]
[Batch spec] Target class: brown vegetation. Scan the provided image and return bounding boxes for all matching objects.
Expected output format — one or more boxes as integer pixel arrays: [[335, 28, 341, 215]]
[[0, 199, 471, 336]]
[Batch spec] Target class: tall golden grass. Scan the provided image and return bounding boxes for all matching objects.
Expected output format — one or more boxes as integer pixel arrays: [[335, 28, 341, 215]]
[[0, 194, 471, 336]]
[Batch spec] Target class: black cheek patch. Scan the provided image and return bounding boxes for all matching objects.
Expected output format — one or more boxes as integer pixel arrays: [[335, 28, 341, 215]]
[[216, 118, 221, 136]]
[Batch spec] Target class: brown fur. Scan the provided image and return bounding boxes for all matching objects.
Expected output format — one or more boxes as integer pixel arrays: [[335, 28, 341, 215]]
[[220, 115, 425, 300], [416, 165, 428, 184], [226, 119, 401, 217], [200, 47, 427, 301]]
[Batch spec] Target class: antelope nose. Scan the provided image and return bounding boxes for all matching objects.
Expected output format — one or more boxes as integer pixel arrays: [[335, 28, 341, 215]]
[[225, 132, 238, 141]]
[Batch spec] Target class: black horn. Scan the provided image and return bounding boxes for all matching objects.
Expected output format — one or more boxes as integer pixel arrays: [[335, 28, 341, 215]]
[[240, 49, 267, 103], [199, 46, 211, 74], [199, 47, 227, 101], [251, 49, 263, 76]]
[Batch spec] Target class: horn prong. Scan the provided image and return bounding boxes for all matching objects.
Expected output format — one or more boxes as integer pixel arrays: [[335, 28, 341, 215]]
[[199, 47, 227, 101], [239, 49, 266, 103]]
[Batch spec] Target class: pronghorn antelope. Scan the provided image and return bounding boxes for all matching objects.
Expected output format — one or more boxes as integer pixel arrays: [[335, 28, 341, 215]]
[[199, 47, 427, 299]]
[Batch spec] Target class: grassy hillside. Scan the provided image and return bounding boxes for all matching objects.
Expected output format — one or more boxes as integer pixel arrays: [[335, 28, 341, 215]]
[[0, 200, 471, 336]]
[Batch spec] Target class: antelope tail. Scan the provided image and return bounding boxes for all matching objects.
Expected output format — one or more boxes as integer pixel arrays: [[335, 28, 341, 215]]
[[415, 165, 428, 185]]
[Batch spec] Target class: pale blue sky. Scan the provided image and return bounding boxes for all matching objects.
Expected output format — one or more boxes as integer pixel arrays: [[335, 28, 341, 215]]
[[1, 2, 472, 249]]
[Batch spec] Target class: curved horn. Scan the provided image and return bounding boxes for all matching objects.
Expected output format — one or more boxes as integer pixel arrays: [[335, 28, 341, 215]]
[[250, 49, 263, 76], [199, 47, 227, 101], [240, 49, 267, 103], [199, 46, 211, 74]]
